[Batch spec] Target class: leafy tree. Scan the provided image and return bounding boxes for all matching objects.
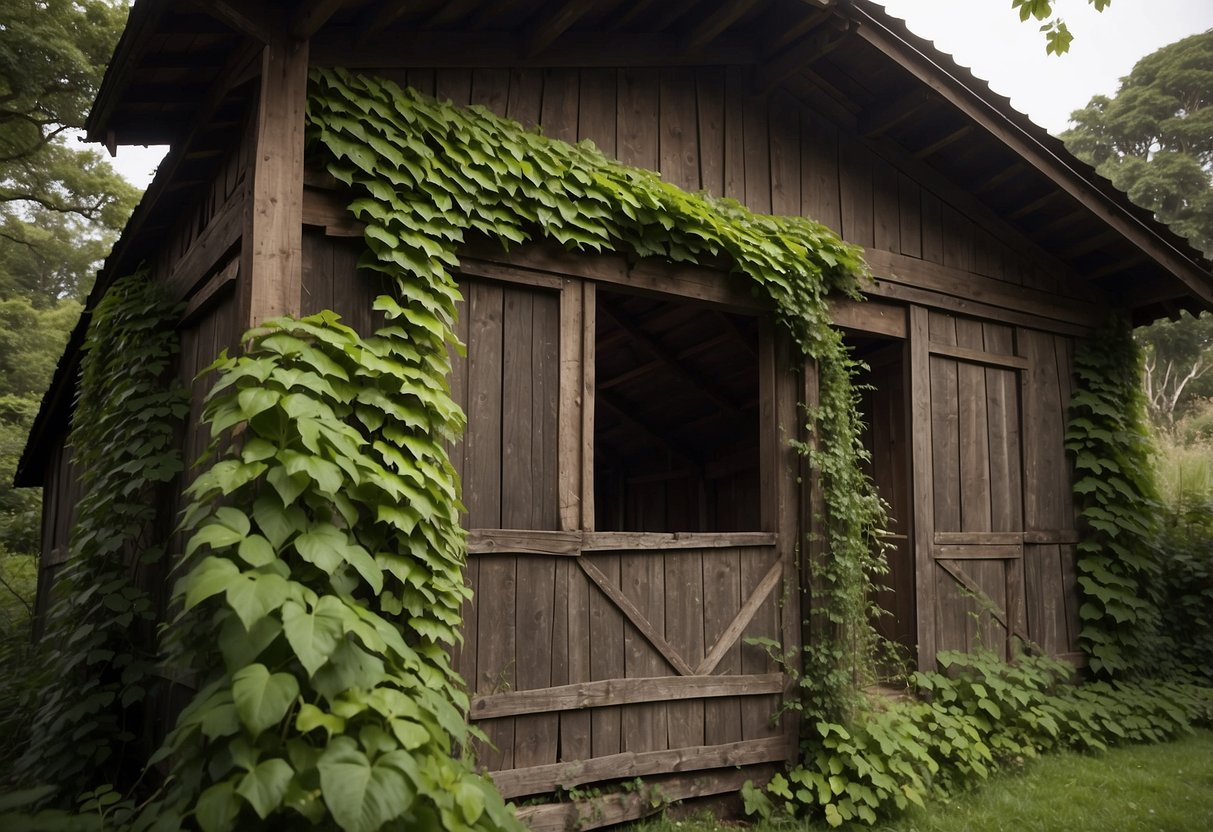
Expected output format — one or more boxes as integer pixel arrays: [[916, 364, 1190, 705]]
[[1062, 30, 1213, 257], [1, 0, 138, 306], [1062, 30, 1213, 426]]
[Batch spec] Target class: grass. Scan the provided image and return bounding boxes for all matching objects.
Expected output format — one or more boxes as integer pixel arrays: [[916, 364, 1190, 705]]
[[629, 730, 1213, 832]]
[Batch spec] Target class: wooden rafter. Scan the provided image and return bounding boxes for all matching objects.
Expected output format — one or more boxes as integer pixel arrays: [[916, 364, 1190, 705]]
[[860, 88, 932, 138], [598, 331, 734, 391], [597, 390, 699, 466], [598, 304, 746, 421], [913, 123, 974, 159], [680, 0, 762, 53], [292, 0, 348, 40], [755, 18, 853, 95], [1006, 189, 1064, 221], [189, 0, 277, 43], [1059, 229, 1121, 260], [312, 29, 759, 67], [526, 0, 595, 57], [972, 161, 1028, 196]]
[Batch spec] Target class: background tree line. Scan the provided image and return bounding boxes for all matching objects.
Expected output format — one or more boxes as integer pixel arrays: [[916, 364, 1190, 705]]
[[0, 0, 137, 633]]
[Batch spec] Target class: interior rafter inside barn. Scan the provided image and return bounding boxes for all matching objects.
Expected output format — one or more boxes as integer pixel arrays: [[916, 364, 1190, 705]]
[[87, 0, 1211, 329]]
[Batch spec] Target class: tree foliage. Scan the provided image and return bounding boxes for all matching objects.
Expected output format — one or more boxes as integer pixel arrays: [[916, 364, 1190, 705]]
[[1062, 29, 1213, 256], [1011, 0, 1113, 55]]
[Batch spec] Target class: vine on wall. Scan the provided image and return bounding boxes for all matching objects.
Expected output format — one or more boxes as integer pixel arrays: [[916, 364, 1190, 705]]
[[1066, 318, 1162, 676], [8, 271, 187, 798], [308, 66, 889, 718]]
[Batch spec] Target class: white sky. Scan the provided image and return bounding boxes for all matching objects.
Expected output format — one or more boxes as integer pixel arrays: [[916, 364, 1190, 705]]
[[105, 0, 1213, 188]]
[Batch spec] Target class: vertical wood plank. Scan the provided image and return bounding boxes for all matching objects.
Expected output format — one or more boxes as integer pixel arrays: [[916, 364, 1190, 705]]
[[664, 549, 705, 748], [449, 284, 476, 691], [920, 190, 943, 265], [723, 67, 747, 202], [578, 68, 618, 155], [617, 68, 659, 169], [581, 283, 596, 531], [742, 87, 772, 214], [696, 67, 725, 198], [872, 157, 900, 253], [898, 172, 922, 259], [540, 68, 580, 143], [558, 280, 583, 531], [466, 282, 503, 529], [469, 67, 511, 117], [701, 548, 742, 746], [659, 67, 701, 192], [839, 141, 874, 248], [954, 319, 991, 534], [435, 69, 473, 105], [589, 552, 625, 757], [801, 112, 841, 232], [238, 38, 307, 329], [506, 68, 543, 129], [909, 305, 938, 668], [621, 548, 668, 752], [769, 92, 800, 217]]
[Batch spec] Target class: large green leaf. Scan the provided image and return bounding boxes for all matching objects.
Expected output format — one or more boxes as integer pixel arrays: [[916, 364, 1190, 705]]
[[282, 597, 347, 677], [317, 737, 415, 832], [236, 758, 295, 819], [232, 664, 300, 737]]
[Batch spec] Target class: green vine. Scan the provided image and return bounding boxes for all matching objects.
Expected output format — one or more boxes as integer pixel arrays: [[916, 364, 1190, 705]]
[[1066, 318, 1162, 676], [10, 271, 186, 798], [308, 66, 888, 719], [743, 649, 1213, 827]]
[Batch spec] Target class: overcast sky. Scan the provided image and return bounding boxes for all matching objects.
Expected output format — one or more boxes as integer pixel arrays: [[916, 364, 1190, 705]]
[[106, 0, 1213, 187]]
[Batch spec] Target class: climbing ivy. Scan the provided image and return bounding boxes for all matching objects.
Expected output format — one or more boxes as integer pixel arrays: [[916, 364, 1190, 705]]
[[307, 66, 888, 719], [1066, 318, 1162, 676], [142, 312, 516, 832], [10, 271, 187, 799]]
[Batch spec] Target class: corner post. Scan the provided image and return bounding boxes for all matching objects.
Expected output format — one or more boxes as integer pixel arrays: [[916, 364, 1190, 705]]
[[238, 34, 309, 329]]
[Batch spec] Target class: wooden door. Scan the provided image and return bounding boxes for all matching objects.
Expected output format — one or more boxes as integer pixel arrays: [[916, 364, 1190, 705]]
[[910, 307, 1030, 666], [446, 266, 799, 804]]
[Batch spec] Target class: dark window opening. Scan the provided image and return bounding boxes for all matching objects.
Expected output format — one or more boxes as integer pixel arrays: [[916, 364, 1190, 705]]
[[593, 289, 761, 532], [848, 334, 916, 665]]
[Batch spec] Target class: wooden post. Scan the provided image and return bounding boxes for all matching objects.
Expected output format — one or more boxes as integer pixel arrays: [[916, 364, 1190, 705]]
[[908, 305, 937, 669], [238, 35, 309, 329]]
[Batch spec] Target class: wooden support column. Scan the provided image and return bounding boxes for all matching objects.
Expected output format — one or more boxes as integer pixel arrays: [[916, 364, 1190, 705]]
[[238, 35, 309, 329]]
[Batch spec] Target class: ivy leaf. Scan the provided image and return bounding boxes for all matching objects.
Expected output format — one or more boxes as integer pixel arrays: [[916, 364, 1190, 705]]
[[232, 664, 299, 737], [237, 535, 277, 568], [317, 736, 414, 832], [195, 779, 239, 832], [226, 571, 291, 631], [282, 597, 346, 677], [182, 557, 240, 610], [236, 758, 294, 820]]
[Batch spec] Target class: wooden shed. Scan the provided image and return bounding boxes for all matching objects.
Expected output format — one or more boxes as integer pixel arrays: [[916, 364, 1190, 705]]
[[18, 0, 1213, 821]]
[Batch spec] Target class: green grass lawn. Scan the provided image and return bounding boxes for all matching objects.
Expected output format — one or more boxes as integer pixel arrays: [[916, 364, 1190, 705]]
[[632, 730, 1213, 832]]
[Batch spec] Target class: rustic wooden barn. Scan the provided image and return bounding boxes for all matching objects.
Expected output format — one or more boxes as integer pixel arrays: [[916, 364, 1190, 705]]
[[18, 0, 1213, 825]]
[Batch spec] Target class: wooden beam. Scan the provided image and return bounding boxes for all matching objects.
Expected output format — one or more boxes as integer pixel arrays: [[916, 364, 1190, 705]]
[[913, 123, 974, 159], [860, 88, 932, 138], [489, 736, 786, 798], [598, 304, 746, 420], [828, 296, 907, 338], [292, 0, 347, 40], [313, 29, 759, 67], [1059, 229, 1121, 260], [582, 531, 776, 552], [466, 529, 582, 556], [755, 20, 853, 94], [525, 0, 594, 57], [238, 36, 308, 328], [190, 0, 277, 43], [470, 673, 783, 720], [1006, 189, 1064, 221], [908, 305, 937, 669], [597, 390, 699, 465], [680, 0, 764, 55]]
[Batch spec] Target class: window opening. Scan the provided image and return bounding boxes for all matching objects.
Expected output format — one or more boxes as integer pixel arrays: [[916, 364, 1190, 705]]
[[847, 335, 916, 662], [593, 289, 761, 532]]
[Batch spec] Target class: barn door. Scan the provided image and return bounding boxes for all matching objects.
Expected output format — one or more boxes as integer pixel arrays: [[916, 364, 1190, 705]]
[[910, 307, 1030, 666]]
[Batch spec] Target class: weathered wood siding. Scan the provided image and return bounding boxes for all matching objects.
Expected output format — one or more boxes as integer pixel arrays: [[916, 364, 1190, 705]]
[[380, 65, 1099, 334]]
